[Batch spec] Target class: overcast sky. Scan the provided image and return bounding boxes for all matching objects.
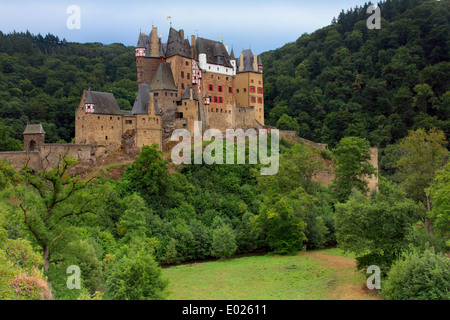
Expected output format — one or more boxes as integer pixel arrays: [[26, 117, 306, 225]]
[[0, 0, 370, 54]]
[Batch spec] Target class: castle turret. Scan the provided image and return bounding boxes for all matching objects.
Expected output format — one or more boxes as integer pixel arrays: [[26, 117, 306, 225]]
[[23, 124, 45, 152], [85, 88, 95, 113]]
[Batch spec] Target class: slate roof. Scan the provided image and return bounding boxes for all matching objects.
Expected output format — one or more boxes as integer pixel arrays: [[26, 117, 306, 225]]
[[150, 62, 178, 91], [136, 32, 152, 58], [23, 124, 45, 135], [182, 86, 199, 101], [132, 84, 162, 115], [237, 49, 262, 73], [166, 28, 191, 58], [196, 37, 233, 68], [85, 89, 122, 115]]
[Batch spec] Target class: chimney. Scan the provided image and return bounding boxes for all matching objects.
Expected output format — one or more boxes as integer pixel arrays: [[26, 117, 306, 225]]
[[179, 29, 184, 40], [191, 35, 197, 59]]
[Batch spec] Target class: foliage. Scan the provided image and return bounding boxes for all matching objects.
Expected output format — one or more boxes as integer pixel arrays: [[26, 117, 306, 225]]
[[396, 128, 448, 234], [382, 248, 450, 300], [105, 246, 168, 300], [332, 136, 376, 202], [262, 0, 449, 148], [335, 178, 419, 274], [11, 156, 98, 271], [427, 163, 450, 238], [211, 224, 237, 259]]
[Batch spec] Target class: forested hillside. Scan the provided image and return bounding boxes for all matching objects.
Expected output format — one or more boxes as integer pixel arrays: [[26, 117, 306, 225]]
[[0, 32, 137, 147], [0, 0, 449, 301], [262, 0, 449, 151]]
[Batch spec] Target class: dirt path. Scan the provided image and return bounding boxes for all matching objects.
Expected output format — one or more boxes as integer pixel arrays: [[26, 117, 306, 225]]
[[305, 251, 382, 300]]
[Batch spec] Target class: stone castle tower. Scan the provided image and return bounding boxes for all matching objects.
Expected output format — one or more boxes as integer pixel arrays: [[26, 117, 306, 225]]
[[74, 26, 265, 153]]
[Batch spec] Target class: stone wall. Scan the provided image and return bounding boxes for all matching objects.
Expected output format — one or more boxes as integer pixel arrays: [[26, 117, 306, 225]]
[[0, 143, 93, 172], [0, 151, 42, 172], [137, 57, 161, 88]]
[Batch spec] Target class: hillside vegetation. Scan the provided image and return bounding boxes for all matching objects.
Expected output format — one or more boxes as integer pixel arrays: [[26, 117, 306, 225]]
[[262, 0, 449, 154]]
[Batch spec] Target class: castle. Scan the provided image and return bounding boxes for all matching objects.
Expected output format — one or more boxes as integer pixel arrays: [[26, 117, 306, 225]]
[[74, 26, 265, 153], [0, 26, 378, 191]]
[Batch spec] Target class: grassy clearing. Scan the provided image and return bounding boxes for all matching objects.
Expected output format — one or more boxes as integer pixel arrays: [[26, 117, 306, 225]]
[[162, 249, 379, 300]]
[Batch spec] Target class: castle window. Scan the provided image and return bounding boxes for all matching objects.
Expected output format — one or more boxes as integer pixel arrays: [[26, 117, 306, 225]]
[[216, 108, 218, 112], [165, 92, 168, 96], [156, 119, 159, 124], [112, 126, 114, 129], [110, 117, 112, 120], [185, 61, 189, 66], [78, 117, 80, 120], [105, 136, 108, 140], [98, 116, 100, 119], [237, 89, 239, 93], [244, 88, 247, 93], [125, 120, 132, 125], [187, 73, 190, 80], [209, 84, 214, 91], [251, 97, 256, 103], [219, 97, 223, 103], [181, 71, 184, 78], [184, 102, 187, 106], [226, 77, 229, 81], [229, 87, 233, 93], [259, 81, 261, 85], [142, 119, 145, 125], [220, 109, 223, 113], [250, 86, 255, 93], [101, 126, 103, 130], [218, 86, 222, 92], [182, 83, 185, 90], [82, 125, 84, 128], [118, 117, 120, 120], [154, 92, 159, 97], [258, 97, 263, 104], [251, 79, 254, 83], [171, 93, 173, 97], [258, 87, 263, 94]]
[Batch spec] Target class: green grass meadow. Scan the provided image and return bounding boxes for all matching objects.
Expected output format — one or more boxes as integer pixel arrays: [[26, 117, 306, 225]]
[[162, 249, 373, 300]]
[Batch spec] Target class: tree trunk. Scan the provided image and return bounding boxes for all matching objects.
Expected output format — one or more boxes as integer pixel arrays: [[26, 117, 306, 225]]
[[43, 245, 50, 272], [425, 196, 433, 235]]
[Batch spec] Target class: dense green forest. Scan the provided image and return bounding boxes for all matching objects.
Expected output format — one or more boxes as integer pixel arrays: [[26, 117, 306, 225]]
[[0, 0, 449, 300], [0, 32, 137, 146], [261, 0, 449, 157]]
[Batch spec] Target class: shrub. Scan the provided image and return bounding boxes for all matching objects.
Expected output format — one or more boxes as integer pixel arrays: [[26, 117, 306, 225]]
[[211, 225, 237, 259], [382, 248, 450, 300]]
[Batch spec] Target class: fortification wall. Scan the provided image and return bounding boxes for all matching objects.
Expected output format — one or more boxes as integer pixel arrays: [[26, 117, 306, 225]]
[[0, 151, 42, 171]]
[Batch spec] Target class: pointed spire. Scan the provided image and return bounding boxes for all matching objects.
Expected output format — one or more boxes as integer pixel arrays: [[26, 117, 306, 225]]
[[230, 46, 235, 60]]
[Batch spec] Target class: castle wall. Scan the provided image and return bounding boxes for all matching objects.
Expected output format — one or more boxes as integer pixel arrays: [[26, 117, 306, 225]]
[[166, 55, 193, 97], [135, 114, 163, 150], [137, 57, 161, 88], [233, 106, 256, 129], [178, 99, 200, 134], [40, 144, 92, 169], [235, 72, 264, 125], [0, 151, 42, 172], [207, 104, 233, 131], [75, 93, 124, 153]]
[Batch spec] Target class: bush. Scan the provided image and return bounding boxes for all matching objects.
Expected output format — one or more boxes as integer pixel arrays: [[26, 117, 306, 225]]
[[105, 248, 168, 300], [211, 225, 237, 259], [382, 248, 450, 300]]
